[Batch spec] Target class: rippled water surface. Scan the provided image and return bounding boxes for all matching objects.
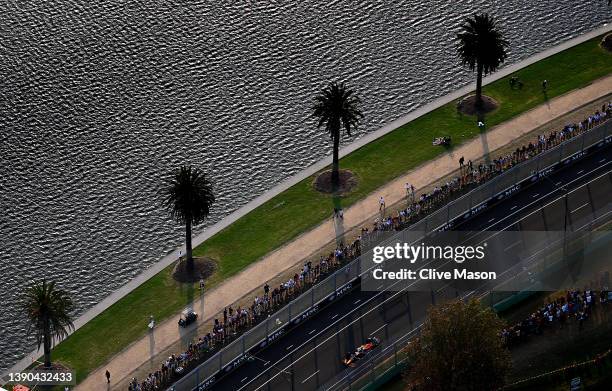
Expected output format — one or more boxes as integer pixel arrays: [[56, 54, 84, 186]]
[[0, 0, 610, 372]]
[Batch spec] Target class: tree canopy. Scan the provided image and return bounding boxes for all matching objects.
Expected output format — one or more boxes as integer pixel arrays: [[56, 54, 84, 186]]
[[163, 165, 215, 227], [24, 280, 75, 368], [404, 299, 511, 390], [457, 13, 508, 76]]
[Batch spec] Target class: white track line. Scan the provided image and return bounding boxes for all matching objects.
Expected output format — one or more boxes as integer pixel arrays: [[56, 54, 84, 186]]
[[301, 370, 319, 384], [504, 241, 521, 252], [369, 323, 388, 336], [240, 163, 612, 391], [571, 203, 589, 214], [473, 162, 610, 235]]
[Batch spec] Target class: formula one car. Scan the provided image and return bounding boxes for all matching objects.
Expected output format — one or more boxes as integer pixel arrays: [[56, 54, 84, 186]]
[[178, 309, 198, 327], [342, 337, 381, 367]]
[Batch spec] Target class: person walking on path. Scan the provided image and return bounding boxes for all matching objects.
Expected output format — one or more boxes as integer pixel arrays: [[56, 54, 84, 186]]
[[379, 196, 385, 212], [105, 370, 110, 384]]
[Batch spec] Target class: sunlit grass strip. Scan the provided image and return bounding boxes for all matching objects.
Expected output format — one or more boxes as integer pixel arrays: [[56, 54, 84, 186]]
[[41, 35, 611, 385]]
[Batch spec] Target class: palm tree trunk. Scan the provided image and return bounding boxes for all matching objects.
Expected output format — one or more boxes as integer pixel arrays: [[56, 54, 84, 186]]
[[43, 317, 52, 368], [475, 61, 484, 108], [185, 219, 194, 271], [331, 126, 340, 192]]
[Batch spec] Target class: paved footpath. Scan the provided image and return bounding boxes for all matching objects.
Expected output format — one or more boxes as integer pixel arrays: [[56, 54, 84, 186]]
[[78, 75, 612, 390]]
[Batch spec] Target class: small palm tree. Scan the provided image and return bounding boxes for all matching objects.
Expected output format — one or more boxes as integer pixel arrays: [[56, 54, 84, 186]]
[[24, 280, 75, 368], [163, 165, 215, 271], [457, 13, 509, 108], [313, 81, 363, 190]]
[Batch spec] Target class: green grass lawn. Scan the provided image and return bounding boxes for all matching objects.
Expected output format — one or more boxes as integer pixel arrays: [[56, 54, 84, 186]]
[[29, 36, 611, 386]]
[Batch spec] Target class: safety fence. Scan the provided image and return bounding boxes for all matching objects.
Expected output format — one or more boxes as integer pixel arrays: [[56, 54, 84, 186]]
[[321, 174, 612, 391], [171, 119, 612, 391]]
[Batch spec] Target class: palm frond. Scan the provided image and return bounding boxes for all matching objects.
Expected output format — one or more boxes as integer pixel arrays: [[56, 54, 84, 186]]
[[24, 280, 75, 350], [456, 13, 508, 74], [312, 81, 364, 139], [162, 165, 215, 226]]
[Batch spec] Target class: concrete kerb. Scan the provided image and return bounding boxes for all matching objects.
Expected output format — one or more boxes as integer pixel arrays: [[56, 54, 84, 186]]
[[4, 22, 611, 380]]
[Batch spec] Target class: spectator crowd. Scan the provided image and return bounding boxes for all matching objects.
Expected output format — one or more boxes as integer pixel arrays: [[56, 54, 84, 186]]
[[501, 288, 611, 347], [128, 240, 361, 390], [368, 102, 612, 234], [129, 101, 612, 390]]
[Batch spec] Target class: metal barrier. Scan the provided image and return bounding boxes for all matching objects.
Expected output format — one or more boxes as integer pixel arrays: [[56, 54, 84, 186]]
[[322, 175, 612, 391], [171, 119, 612, 391]]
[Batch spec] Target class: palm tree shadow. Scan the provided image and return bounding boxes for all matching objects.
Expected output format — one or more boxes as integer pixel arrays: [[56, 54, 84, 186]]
[[543, 89, 550, 108], [477, 112, 491, 165], [332, 193, 345, 246], [148, 330, 156, 363], [198, 285, 205, 322]]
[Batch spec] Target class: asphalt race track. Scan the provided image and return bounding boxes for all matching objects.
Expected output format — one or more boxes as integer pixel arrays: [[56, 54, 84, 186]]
[[201, 144, 612, 391]]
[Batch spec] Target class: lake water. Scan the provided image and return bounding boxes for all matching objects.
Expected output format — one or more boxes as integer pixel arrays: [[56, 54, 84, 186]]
[[0, 0, 610, 372]]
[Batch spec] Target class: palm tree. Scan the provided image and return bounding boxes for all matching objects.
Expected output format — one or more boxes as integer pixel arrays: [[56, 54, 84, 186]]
[[163, 165, 215, 271], [457, 13, 509, 108], [313, 81, 363, 190], [24, 280, 75, 368]]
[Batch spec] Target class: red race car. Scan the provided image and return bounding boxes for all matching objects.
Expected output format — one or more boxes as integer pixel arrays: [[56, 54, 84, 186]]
[[342, 337, 381, 367]]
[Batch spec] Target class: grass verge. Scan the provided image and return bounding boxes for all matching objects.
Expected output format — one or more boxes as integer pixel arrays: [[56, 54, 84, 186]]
[[23, 35, 612, 386]]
